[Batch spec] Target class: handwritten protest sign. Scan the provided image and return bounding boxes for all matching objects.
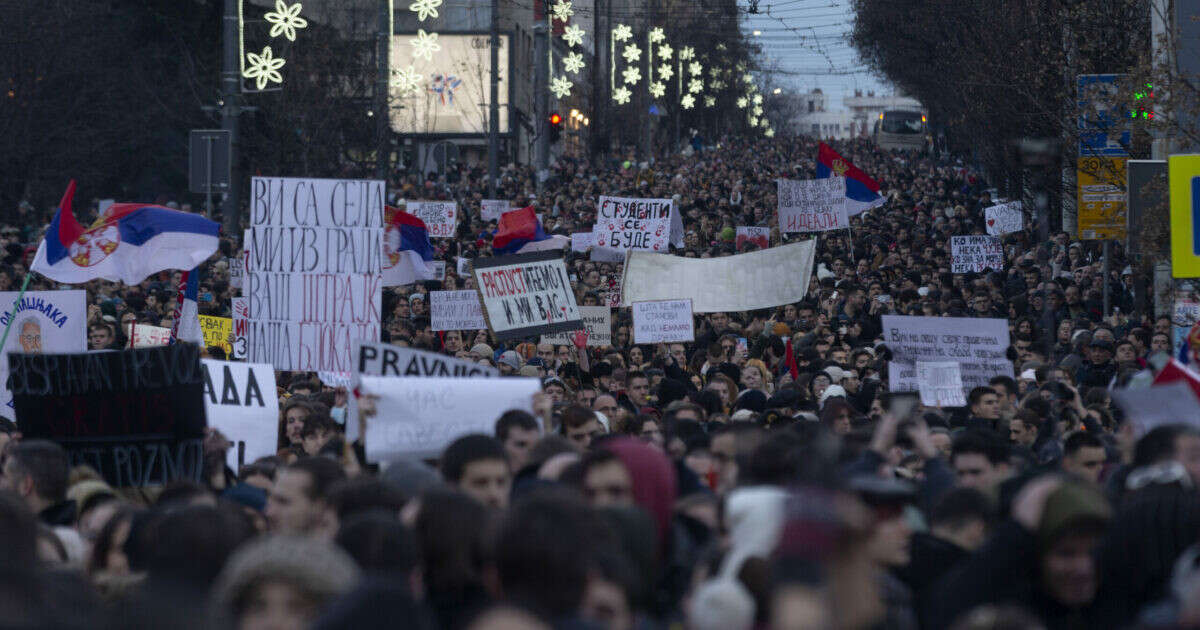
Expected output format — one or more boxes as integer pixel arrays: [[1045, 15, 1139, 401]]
[[229, 256, 244, 289], [1112, 381, 1200, 435], [246, 177, 383, 372], [431, 290, 487, 331], [542, 306, 612, 347], [591, 246, 626, 263], [457, 257, 471, 276], [11, 344, 207, 487], [0, 291, 86, 420], [361, 376, 540, 461], [199, 315, 233, 356], [472, 250, 583, 341], [431, 260, 446, 280], [777, 177, 848, 233], [882, 315, 1012, 393], [128, 324, 173, 348], [572, 232, 597, 252], [202, 359, 278, 470], [231, 297, 248, 359], [916, 361, 968, 407], [593, 196, 673, 251], [984, 202, 1023, 236], [622, 241, 816, 313], [408, 201, 458, 238], [633, 299, 695, 344], [736, 227, 770, 249], [950, 235, 1004, 273], [480, 199, 509, 222]]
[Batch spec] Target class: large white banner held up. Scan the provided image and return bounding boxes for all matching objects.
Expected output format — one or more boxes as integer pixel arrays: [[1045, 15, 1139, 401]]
[[621, 240, 816, 313], [882, 315, 1012, 393], [472, 250, 584, 341], [202, 359, 279, 470]]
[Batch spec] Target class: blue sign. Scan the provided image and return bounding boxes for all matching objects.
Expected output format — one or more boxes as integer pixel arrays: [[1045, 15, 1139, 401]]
[[1077, 74, 1130, 157]]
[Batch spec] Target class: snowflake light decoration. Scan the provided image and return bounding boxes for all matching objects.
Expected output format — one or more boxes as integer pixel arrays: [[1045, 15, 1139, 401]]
[[743, 73, 754, 84], [658, 44, 672, 59], [764, 128, 775, 138], [681, 94, 695, 109], [622, 66, 641, 85], [390, 66, 423, 96], [613, 86, 632, 104], [753, 94, 763, 105], [710, 67, 721, 78], [704, 95, 716, 107], [408, 0, 442, 22], [551, 1, 573, 21], [678, 46, 695, 60], [688, 78, 703, 93], [550, 76, 574, 99], [411, 29, 440, 61], [658, 64, 674, 81], [711, 79, 725, 89], [243, 46, 286, 90], [563, 52, 585, 74], [688, 61, 702, 76], [752, 105, 763, 116], [649, 82, 665, 98], [749, 115, 759, 127], [622, 43, 642, 63], [736, 96, 748, 108], [649, 27, 666, 44], [264, 0, 308, 41], [562, 24, 585, 47], [613, 23, 633, 41]]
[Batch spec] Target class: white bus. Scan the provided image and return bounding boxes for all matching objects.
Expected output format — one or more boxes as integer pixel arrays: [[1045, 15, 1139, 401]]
[[874, 109, 928, 152]]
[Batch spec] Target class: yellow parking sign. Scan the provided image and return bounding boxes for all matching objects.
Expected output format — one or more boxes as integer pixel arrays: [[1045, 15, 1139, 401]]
[[1172, 155, 1200, 278]]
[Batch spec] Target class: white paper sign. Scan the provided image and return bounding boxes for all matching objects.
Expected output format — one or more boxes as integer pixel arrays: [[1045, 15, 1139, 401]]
[[593, 196, 674, 251], [431, 260, 446, 280], [246, 177, 384, 372], [916, 361, 968, 407], [736, 226, 770, 249], [408, 201, 458, 238], [572, 232, 597, 252], [481, 199, 509, 222], [0, 290, 87, 420], [984, 202, 1023, 236], [202, 359, 279, 470], [950, 235, 1004, 273], [883, 315, 1013, 393], [633, 299, 695, 344], [590, 246, 626, 263], [228, 256, 244, 289], [431, 290, 487, 331], [472, 250, 584, 341], [361, 376, 541, 460], [777, 177, 848, 233], [542, 306, 612, 347], [622, 241, 816, 313], [1112, 382, 1200, 435], [128, 324, 173, 348], [456, 257, 471, 276], [231, 297, 248, 359]]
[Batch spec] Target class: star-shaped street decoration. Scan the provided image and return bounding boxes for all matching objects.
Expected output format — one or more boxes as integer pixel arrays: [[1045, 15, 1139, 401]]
[[649, 82, 665, 98], [562, 24, 585, 47], [688, 78, 703, 94], [681, 94, 696, 109], [658, 64, 674, 81], [649, 27, 665, 44], [563, 52, 585, 74], [622, 66, 641, 85], [243, 46, 286, 90], [622, 43, 642, 63], [551, 1, 574, 21], [736, 96, 748, 108], [678, 46, 695, 60], [658, 44, 672, 59], [410, 29, 440, 61], [390, 65, 423, 96], [753, 93, 763, 105], [613, 23, 633, 41], [688, 61, 702, 76], [613, 86, 632, 104], [764, 127, 775, 138], [264, 0, 308, 41], [550, 76, 573, 99], [704, 95, 716, 107], [408, 0, 442, 22]]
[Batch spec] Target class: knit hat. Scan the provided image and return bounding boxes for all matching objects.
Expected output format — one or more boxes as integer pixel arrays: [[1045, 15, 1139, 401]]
[[733, 389, 767, 413], [720, 227, 736, 242], [818, 385, 847, 405], [212, 536, 360, 619], [498, 350, 523, 370], [519, 365, 541, 378], [469, 343, 494, 359], [822, 366, 845, 384], [685, 578, 755, 630], [1037, 481, 1112, 547]]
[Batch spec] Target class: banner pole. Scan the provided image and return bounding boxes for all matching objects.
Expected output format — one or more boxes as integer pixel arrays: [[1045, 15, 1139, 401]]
[[168, 270, 190, 344], [0, 272, 33, 353]]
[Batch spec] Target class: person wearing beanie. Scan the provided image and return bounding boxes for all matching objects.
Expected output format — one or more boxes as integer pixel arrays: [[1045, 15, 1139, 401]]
[[497, 350, 523, 375]]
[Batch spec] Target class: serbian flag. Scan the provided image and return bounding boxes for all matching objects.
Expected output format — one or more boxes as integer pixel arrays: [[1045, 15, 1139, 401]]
[[492, 206, 567, 255], [169, 268, 203, 345], [816, 142, 885, 216], [31, 181, 220, 285], [382, 206, 436, 287]]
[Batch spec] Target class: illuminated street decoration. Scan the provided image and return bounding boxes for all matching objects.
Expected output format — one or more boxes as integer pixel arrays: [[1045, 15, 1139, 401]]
[[410, 29, 440, 61], [408, 0, 442, 22], [264, 0, 307, 41], [243, 46, 285, 90]]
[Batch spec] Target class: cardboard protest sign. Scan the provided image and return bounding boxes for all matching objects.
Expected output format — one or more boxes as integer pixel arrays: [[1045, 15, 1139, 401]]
[[431, 290, 487, 331], [472, 250, 583, 341], [480, 199, 509, 222], [622, 240, 816, 313], [572, 232, 597, 252], [593, 196, 674, 251], [202, 359, 278, 470], [777, 177, 848, 233], [11, 344, 207, 487], [199, 315, 233, 356], [984, 202, 1023, 236], [736, 227, 770, 249], [633, 299, 695, 344], [0, 291, 87, 420], [916, 361, 968, 407], [231, 297, 248, 359], [361, 375, 540, 461], [951, 235, 1004, 273], [128, 324, 172, 348], [408, 201, 458, 238], [229, 256, 244, 289], [882, 315, 1012, 393], [542, 306, 612, 347], [246, 177, 383, 372]]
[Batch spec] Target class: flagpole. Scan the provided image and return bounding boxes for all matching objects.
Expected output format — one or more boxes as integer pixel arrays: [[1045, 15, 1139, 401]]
[[0, 272, 33, 353], [168, 270, 190, 344]]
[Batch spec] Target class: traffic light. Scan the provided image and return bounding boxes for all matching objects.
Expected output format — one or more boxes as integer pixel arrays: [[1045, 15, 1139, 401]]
[[549, 112, 562, 143]]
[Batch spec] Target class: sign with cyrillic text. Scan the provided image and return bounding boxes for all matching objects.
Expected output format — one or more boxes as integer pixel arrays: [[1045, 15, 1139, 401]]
[[431, 290, 487, 331], [950, 235, 1004, 273], [593, 196, 673, 251], [984, 202, 1023, 236], [777, 177, 848, 233], [572, 232, 597, 252], [0, 290, 87, 420], [883, 315, 1012, 393], [472, 250, 583, 340], [736, 226, 770, 249], [542, 306, 612, 347], [633, 299, 695, 344], [481, 199, 509, 222], [408, 200, 458, 238], [231, 297, 248, 359], [202, 359, 278, 470], [916, 361, 968, 407]]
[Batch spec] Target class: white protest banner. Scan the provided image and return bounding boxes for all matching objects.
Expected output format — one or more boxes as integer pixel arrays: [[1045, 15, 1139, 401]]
[[950, 235, 1004, 273], [633, 299, 695, 344], [984, 202, 1023, 236], [480, 199, 509, 222], [0, 290, 86, 420], [128, 324, 172, 348], [229, 256, 244, 289], [572, 232, 597, 252], [472, 250, 584, 341], [736, 226, 770, 249], [883, 315, 1012, 393], [456, 257, 471, 276], [590, 246, 626, 263], [916, 361, 968, 407], [246, 177, 383, 372], [777, 177, 848, 233], [431, 260, 446, 280], [593, 196, 673, 251], [1112, 382, 1200, 435], [361, 376, 540, 461], [542, 306, 612, 347], [202, 359, 278, 470], [431, 290, 487, 331], [231, 297, 248, 359], [622, 240, 816, 313], [408, 201, 458, 238]]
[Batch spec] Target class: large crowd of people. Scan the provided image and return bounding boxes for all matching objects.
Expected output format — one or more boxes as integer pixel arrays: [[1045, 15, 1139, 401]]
[[0, 132, 1187, 630]]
